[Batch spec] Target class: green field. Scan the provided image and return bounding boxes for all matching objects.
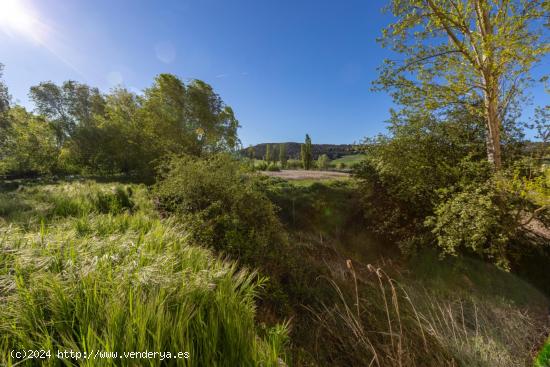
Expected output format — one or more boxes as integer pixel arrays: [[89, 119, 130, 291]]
[[330, 154, 367, 166]]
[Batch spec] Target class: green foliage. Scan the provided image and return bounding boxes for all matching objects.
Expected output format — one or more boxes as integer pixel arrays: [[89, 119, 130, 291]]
[[376, 0, 548, 169], [30, 80, 105, 147], [0, 73, 240, 179], [426, 181, 514, 270], [336, 162, 346, 170], [0, 106, 59, 177], [279, 143, 287, 168], [267, 163, 281, 172], [355, 107, 491, 252], [0, 64, 10, 117], [330, 154, 366, 168], [301, 134, 313, 170], [356, 104, 548, 269], [286, 159, 302, 169], [255, 160, 269, 171], [271, 144, 279, 163], [154, 154, 287, 263], [535, 337, 550, 367], [0, 181, 136, 225], [265, 144, 272, 162], [0, 182, 287, 367], [317, 154, 329, 170], [247, 145, 255, 159]]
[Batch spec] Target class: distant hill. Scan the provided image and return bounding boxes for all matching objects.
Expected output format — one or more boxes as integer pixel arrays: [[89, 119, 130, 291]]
[[242, 142, 361, 160]]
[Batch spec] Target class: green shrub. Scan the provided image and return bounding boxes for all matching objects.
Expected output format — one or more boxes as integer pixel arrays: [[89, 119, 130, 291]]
[[155, 154, 287, 263], [267, 163, 281, 172], [426, 183, 510, 266], [317, 154, 329, 171], [256, 161, 269, 171], [90, 185, 134, 214], [286, 159, 302, 169]]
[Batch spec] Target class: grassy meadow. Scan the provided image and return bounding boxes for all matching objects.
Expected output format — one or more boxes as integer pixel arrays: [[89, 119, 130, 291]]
[[329, 154, 367, 167], [0, 181, 287, 366], [0, 175, 548, 366]]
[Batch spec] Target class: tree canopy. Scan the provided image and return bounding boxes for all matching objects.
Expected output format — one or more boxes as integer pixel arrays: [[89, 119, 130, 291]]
[[376, 0, 549, 170], [1, 72, 240, 180]]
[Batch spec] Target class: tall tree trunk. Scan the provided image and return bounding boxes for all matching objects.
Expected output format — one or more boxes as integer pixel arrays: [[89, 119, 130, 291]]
[[484, 83, 502, 170], [477, 0, 502, 170]]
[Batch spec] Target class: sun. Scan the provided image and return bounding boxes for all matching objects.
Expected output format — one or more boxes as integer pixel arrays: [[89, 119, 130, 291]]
[[0, 0, 38, 39]]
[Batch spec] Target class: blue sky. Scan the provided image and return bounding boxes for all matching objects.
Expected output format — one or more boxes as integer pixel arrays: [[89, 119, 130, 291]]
[[0, 0, 547, 146]]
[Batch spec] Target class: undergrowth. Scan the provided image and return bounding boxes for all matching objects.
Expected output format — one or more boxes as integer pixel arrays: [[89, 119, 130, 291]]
[[310, 260, 549, 367], [0, 181, 287, 366]]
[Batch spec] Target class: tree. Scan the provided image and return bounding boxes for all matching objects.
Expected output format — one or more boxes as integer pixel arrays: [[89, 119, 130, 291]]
[[29, 81, 105, 147], [301, 134, 313, 170], [185, 79, 240, 153], [317, 154, 329, 170], [279, 143, 287, 168], [25, 74, 240, 179], [247, 145, 255, 159], [0, 64, 11, 161], [0, 106, 58, 176], [355, 105, 492, 253], [265, 144, 272, 162], [272, 144, 279, 163], [92, 87, 146, 174], [376, 0, 548, 170], [0, 63, 10, 116]]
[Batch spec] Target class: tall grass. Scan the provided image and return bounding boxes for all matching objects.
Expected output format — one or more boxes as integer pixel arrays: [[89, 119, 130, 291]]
[[309, 260, 549, 367], [0, 182, 287, 366]]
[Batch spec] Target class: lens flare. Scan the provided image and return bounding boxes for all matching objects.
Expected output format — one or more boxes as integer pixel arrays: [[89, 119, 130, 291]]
[[0, 0, 41, 41]]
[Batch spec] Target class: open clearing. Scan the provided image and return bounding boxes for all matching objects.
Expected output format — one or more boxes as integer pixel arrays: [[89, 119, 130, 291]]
[[262, 169, 350, 180]]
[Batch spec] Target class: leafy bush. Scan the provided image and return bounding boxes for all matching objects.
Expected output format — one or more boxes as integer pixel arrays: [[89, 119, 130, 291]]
[[336, 162, 347, 170], [286, 159, 302, 169], [354, 108, 497, 254], [317, 154, 329, 170], [267, 163, 281, 171], [154, 154, 287, 263], [255, 161, 269, 171], [0, 106, 59, 177], [426, 181, 514, 270], [90, 185, 134, 214]]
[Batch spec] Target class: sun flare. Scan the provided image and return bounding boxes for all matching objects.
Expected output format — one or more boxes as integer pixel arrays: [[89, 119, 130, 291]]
[[0, 0, 39, 39]]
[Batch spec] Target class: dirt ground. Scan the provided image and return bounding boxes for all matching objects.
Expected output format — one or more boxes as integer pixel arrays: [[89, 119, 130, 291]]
[[261, 169, 350, 180]]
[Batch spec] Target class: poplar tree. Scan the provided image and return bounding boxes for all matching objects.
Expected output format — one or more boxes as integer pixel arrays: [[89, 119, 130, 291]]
[[279, 143, 287, 168], [301, 134, 313, 170], [376, 0, 548, 170], [272, 144, 279, 163], [265, 144, 271, 162], [247, 145, 255, 159]]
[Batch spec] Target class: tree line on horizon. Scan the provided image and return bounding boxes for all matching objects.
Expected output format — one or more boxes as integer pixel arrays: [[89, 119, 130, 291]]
[[247, 134, 331, 170]]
